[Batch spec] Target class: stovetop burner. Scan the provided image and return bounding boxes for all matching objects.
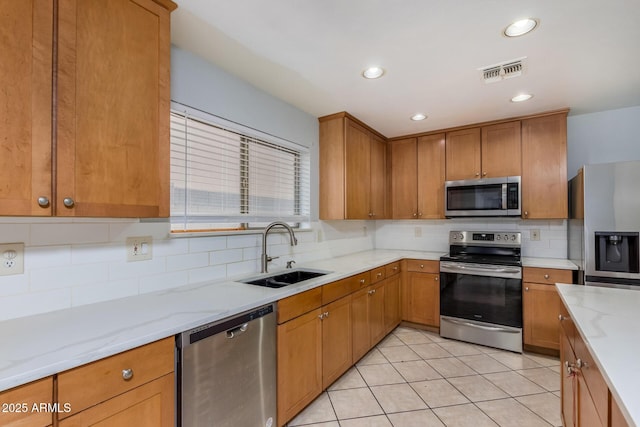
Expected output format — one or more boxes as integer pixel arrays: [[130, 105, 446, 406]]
[[441, 230, 522, 266]]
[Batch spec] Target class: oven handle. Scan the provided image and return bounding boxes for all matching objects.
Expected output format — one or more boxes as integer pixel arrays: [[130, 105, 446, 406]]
[[440, 261, 522, 279], [443, 317, 521, 333]]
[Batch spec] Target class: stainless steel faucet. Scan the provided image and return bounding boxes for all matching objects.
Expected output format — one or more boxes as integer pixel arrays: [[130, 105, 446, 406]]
[[261, 221, 298, 273]]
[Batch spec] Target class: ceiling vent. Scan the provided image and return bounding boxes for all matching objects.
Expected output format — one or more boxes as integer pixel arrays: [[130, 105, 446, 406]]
[[479, 57, 526, 84]]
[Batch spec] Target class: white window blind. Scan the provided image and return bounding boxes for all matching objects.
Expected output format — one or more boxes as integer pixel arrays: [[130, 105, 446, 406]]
[[170, 109, 310, 232]]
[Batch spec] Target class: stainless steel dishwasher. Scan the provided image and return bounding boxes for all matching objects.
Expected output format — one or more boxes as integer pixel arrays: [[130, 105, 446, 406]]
[[177, 304, 276, 427]]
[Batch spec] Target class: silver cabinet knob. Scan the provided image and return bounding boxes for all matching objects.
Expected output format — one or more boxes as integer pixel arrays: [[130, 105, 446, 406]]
[[37, 196, 50, 207], [368, 212, 373, 217], [475, 172, 480, 177], [63, 197, 75, 208], [525, 287, 529, 291], [434, 276, 439, 281], [482, 172, 487, 176], [544, 274, 550, 279], [360, 279, 365, 284], [413, 213, 417, 217], [318, 313, 324, 320], [524, 211, 529, 217], [418, 212, 423, 217], [393, 266, 398, 271], [377, 272, 383, 277], [420, 264, 424, 268], [122, 368, 133, 381]]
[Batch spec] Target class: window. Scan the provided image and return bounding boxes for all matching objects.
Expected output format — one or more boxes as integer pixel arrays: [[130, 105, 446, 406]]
[[170, 107, 310, 232]]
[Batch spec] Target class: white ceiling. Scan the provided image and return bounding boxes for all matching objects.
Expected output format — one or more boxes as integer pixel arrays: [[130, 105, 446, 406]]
[[171, 0, 640, 138]]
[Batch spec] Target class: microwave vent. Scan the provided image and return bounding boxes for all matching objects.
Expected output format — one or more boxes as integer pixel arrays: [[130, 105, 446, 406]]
[[480, 58, 526, 84]]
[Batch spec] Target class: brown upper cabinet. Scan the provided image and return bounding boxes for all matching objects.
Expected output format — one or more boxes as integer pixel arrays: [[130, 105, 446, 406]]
[[521, 113, 568, 219], [390, 134, 446, 219], [319, 113, 387, 220], [0, 0, 176, 217], [445, 121, 521, 181]]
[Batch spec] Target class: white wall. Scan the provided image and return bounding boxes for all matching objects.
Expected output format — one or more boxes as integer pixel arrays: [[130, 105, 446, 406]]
[[567, 105, 640, 179]]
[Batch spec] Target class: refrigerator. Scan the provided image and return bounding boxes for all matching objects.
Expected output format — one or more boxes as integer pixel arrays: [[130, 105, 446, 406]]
[[568, 160, 640, 288]]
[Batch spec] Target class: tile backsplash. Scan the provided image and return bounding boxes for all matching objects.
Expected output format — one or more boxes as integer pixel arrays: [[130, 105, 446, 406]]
[[374, 218, 567, 258], [0, 217, 566, 321]]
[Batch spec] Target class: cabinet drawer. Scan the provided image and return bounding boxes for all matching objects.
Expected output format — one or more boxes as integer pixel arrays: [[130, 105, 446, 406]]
[[278, 287, 322, 324], [57, 337, 174, 419], [406, 259, 439, 273], [0, 377, 52, 427], [523, 267, 573, 284], [385, 262, 400, 277], [322, 275, 360, 305], [370, 266, 386, 284]]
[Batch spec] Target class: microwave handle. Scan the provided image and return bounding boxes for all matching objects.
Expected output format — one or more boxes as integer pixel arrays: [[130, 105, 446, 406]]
[[501, 183, 507, 210]]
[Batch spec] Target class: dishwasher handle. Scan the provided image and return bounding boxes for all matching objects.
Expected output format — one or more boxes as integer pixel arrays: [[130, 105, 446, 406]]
[[226, 323, 248, 339]]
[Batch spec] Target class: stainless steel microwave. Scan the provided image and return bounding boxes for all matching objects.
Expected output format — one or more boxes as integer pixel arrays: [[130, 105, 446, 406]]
[[445, 176, 521, 217]]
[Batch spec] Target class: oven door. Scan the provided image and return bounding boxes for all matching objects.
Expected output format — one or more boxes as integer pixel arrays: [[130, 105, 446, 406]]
[[439, 261, 522, 328]]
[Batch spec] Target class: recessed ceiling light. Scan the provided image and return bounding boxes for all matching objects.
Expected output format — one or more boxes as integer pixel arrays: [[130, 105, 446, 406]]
[[410, 113, 427, 121], [511, 93, 533, 102], [504, 18, 538, 37], [362, 66, 385, 79]]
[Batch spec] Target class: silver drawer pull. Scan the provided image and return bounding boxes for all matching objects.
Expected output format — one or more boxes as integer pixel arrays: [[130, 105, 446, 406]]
[[122, 368, 134, 381]]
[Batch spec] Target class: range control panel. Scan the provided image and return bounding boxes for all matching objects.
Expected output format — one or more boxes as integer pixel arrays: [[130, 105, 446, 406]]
[[449, 231, 521, 246]]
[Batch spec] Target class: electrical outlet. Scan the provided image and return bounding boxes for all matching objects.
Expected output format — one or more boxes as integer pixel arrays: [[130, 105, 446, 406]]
[[530, 229, 541, 241], [0, 243, 24, 276], [414, 227, 422, 237], [126, 236, 153, 262]]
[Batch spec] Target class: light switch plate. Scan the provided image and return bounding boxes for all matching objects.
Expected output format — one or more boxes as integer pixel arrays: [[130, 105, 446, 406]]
[[126, 236, 153, 262], [0, 243, 24, 276]]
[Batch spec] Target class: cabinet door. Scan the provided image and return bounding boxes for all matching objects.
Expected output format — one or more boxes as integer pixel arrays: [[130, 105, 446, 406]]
[[277, 308, 323, 427], [390, 138, 418, 219], [383, 275, 401, 334], [417, 133, 446, 219], [445, 128, 481, 181], [322, 295, 352, 389], [481, 121, 521, 178], [369, 281, 386, 346], [0, 1, 53, 216], [521, 113, 568, 219], [59, 373, 173, 427], [405, 272, 440, 327], [370, 133, 387, 219], [523, 282, 562, 350], [560, 327, 576, 427], [57, 0, 171, 217], [351, 287, 370, 362], [344, 120, 371, 219], [0, 377, 52, 427]]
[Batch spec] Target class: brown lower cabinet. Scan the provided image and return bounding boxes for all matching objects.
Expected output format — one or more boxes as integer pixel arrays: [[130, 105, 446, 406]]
[[277, 262, 401, 426], [0, 377, 53, 427], [523, 267, 574, 351], [402, 260, 440, 327], [560, 300, 629, 427], [0, 337, 175, 427]]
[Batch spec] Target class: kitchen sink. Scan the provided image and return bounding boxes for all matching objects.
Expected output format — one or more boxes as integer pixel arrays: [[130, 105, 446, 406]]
[[241, 269, 331, 288]]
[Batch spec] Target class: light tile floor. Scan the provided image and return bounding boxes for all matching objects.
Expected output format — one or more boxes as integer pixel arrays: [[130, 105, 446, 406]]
[[287, 326, 561, 427]]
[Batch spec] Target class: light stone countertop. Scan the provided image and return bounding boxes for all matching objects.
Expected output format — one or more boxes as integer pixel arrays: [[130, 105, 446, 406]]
[[557, 284, 639, 427], [522, 257, 578, 270], [0, 249, 576, 393]]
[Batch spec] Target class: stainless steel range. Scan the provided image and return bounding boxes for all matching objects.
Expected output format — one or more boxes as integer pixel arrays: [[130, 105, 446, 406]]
[[439, 231, 523, 353]]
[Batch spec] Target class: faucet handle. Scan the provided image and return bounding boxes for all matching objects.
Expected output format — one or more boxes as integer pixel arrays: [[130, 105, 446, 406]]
[[286, 260, 296, 269], [267, 255, 280, 263]]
